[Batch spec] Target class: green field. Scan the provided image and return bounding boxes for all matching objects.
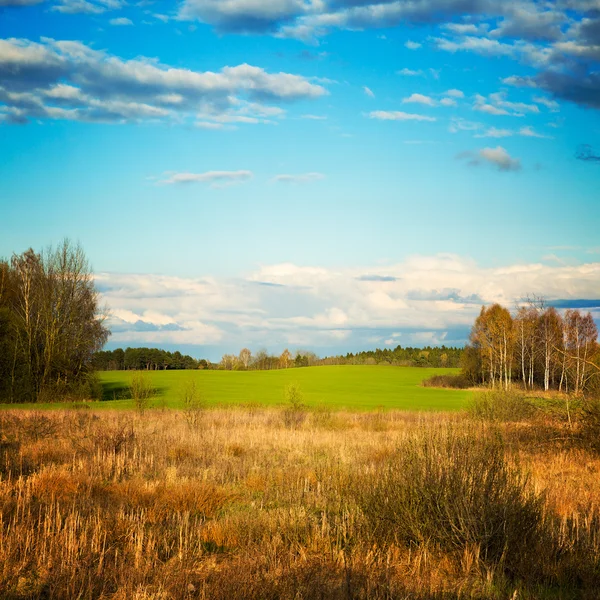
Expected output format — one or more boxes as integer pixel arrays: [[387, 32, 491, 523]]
[[61, 366, 468, 411]]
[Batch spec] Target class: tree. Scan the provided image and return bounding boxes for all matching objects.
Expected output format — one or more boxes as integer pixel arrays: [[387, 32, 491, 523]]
[[469, 304, 514, 390], [0, 240, 109, 402], [538, 307, 563, 392], [279, 348, 292, 369], [239, 348, 252, 369]]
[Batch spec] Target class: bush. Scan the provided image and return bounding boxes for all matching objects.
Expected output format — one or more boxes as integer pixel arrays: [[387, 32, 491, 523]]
[[579, 398, 600, 452], [181, 380, 205, 428], [468, 389, 536, 422], [283, 382, 306, 428], [355, 425, 545, 577], [422, 374, 470, 389], [130, 372, 154, 413]]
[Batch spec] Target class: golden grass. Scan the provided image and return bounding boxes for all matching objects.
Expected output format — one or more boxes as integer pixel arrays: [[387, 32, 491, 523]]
[[0, 407, 599, 599]]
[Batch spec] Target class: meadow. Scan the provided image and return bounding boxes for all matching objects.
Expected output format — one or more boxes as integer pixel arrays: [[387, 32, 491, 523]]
[[2, 367, 600, 598], [1, 396, 600, 599], [100, 366, 469, 411]]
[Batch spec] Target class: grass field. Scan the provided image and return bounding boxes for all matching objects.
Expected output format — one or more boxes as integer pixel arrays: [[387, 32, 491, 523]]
[[94, 365, 469, 411]]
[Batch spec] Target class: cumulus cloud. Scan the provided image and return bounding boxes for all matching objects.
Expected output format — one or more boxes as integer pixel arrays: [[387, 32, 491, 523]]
[[109, 17, 133, 25], [0, 37, 327, 125], [52, 0, 124, 14], [402, 92, 436, 106], [271, 172, 325, 183], [472, 92, 539, 116], [502, 75, 538, 88], [444, 88, 464, 98], [157, 170, 253, 186], [152, 2, 600, 114], [368, 110, 436, 122], [458, 145, 522, 171], [98, 255, 600, 355]]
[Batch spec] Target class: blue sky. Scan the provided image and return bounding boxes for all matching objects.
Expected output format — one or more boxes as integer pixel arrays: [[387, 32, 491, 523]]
[[1, 0, 599, 359]]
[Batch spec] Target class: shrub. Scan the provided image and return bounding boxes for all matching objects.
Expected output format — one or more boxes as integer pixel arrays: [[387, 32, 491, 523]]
[[355, 425, 545, 577], [579, 398, 600, 452], [283, 382, 306, 428], [181, 380, 205, 428], [421, 373, 470, 389], [468, 389, 536, 422], [130, 372, 154, 413]]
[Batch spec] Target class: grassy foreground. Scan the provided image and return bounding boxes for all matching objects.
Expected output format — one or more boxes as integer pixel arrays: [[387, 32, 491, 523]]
[[97, 366, 470, 411], [1, 405, 599, 598]]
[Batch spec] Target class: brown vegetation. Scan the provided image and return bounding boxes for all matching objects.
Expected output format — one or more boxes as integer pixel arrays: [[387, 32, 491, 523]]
[[1, 404, 600, 598]]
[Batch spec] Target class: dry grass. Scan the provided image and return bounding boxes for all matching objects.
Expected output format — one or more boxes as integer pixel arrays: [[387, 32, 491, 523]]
[[0, 406, 599, 599]]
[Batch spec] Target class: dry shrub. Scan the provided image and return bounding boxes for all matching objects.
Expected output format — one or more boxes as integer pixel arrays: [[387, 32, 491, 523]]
[[422, 374, 470, 389], [130, 372, 154, 413], [181, 380, 205, 429], [282, 382, 306, 429], [579, 398, 600, 453], [468, 389, 536, 422], [355, 425, 546, 578]]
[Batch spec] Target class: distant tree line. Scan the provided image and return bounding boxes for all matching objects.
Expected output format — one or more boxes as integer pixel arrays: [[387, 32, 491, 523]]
[[218, 348, 319, 370], [0, 241, 109, 403], [217, 346, 462, 370], [93, 347, 206, 371], [463, 298, 599, 394], [322, 345, 464, 368]]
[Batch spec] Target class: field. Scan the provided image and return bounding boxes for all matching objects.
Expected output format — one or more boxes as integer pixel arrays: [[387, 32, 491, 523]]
[[2, 368, 599, 598], [98, 366, 469, 411], [1, 399, 600, 598], [0, 366, 469, 411]]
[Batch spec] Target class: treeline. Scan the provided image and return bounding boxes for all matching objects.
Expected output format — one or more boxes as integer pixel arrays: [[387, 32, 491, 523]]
[[218, 346, 462, 370], [0, 241, 109, 403], [219, 348, 319, 370], [464, 299, 599, 394], [93, 347, 206, 371], [324, 345, 463, 368]]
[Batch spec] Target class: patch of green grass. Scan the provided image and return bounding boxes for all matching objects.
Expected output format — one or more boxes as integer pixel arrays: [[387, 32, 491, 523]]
[[0, 366, 472, 411]]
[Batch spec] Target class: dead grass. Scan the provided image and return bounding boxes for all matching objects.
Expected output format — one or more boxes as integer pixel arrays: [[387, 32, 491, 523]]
[[0, 407, 598, 598]]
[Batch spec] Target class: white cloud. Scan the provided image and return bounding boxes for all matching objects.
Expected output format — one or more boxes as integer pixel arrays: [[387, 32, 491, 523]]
[[271, 172, 325, 183], [449, 117, 482, 133], [474, 103, 510, 116], [518, 125, 553, 138], [109, 17, 133, 25], [402, 93, 436, 106], [0, 37, 327, 125], [533, 95, 560, 111], [397, 68, 423, 76], [98, 256, 600, 354], [475, 127, 513, 138], [473, 92, 539, 116], [52, 0, 124, 14], [439, 97, 457, 106], [368, 110, 436, 122], [444, 88, 464, 98], [405, 40, 422, 50], [502, 75, 537, 88], [473, 146, 522, 171], [157, 170, 253, 186], [363, 85, 375, 98]]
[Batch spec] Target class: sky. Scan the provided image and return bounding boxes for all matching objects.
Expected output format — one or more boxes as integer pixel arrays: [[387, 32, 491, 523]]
[[1, 0, 599, 360]]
